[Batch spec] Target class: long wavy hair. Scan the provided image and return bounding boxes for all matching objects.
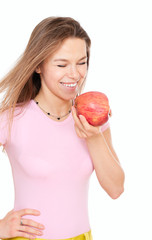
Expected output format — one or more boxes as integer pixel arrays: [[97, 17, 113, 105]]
[[0, 16, 91, 148]]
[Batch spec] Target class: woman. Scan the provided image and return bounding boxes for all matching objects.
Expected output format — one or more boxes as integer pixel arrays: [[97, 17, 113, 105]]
[[0, 17, 125, 240]]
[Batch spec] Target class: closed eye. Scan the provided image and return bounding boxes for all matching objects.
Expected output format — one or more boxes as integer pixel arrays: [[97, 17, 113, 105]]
[[57, 62, 87, 67], [78, 62, 87, 65], [57, 65, 66, 67]]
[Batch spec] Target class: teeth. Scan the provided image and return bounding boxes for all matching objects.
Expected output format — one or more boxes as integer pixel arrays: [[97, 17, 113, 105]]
[[62, 83, 77, 87]]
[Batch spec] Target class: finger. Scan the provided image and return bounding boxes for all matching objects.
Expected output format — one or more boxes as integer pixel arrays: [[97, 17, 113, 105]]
[[71, 106, 79, 121], [79, 115, 91, 130], [80, 115, 102, 135], [72, 107, 94, 132], [74, 125, 81, 138], [18, 225, 43, 237], [19, 218, 45, 230], [72, 106, 86, 131], [16, 231, 36, 239], [74, 125, 87, 139], [17, 209, 41, 217]]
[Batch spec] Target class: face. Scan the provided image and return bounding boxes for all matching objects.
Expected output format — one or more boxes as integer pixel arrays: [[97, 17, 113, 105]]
[[36, 37, 88, 102]]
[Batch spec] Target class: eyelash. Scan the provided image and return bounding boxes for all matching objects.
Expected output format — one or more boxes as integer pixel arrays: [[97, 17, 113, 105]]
[[57, 62, 87, 68]]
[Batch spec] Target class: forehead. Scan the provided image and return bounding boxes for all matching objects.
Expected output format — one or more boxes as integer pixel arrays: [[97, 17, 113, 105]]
[[52, 37, 87, 59]]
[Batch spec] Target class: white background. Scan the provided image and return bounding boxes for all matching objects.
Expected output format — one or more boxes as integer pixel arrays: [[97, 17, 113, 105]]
[[0, 0, 152, 239]]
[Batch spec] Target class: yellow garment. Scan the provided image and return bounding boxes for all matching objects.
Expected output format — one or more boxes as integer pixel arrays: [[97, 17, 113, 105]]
[[4, 229, 93, 240]]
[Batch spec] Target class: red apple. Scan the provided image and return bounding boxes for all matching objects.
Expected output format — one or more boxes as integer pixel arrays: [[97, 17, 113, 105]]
[[74, 91, 111, 126]]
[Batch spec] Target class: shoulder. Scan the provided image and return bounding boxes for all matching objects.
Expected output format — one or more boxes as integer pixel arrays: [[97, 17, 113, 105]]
[[0, 100, 31, 121], [0, 102, 30, 145]]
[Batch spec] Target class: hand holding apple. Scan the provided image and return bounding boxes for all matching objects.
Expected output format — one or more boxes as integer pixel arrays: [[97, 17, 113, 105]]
[[74, 91, 111, 127]]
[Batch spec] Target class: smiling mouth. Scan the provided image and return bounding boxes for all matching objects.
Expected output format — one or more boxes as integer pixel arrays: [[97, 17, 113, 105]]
[[60, 82, 77, 87], [60, 79, 79, 87]]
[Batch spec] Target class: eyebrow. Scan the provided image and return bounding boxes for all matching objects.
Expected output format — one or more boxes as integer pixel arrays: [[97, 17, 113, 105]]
[[53, 56, 87, 62]]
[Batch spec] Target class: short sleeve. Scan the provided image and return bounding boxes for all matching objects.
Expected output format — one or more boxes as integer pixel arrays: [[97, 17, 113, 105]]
[[100, 121, 110, 132], [0, 111, 9, 145]]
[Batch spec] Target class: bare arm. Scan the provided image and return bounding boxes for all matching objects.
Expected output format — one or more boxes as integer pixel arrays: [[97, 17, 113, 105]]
[[71, 106, 125, 199], [86, 127, 125, 199]]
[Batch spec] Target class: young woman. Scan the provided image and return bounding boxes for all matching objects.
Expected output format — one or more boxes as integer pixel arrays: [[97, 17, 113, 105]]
[[0, 17, 125, 240]]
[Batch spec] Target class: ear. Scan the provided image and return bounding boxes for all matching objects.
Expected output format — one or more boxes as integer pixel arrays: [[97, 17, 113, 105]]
[[35, 65, 41, 74]]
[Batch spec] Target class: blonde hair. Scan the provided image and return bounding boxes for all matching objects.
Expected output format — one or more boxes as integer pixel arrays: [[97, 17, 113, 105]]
[[0, 16, 91, 148]]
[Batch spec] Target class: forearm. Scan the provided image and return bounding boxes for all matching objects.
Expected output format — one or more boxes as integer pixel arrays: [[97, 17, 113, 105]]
[[86, 132, 125, 199], [0, 218, 3, 237]]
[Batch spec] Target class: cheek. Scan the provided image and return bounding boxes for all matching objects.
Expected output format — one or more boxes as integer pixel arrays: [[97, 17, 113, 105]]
[[80, 66, 88, 77], [49, 66, 66, 80], [42, 68, 62, 83], [54, 71, 64, 79]]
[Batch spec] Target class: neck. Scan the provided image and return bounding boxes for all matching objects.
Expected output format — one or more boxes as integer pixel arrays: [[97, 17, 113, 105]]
[[34, 94, 73, 116]]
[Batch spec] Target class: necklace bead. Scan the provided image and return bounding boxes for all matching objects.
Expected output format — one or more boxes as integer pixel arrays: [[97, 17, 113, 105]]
[[35, 101, 73, 120]]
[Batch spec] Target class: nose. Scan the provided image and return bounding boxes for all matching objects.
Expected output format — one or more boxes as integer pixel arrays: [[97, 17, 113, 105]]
[[67, 65, 80, 80]]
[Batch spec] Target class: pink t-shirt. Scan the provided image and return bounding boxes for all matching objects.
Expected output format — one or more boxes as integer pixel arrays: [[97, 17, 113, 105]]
[[0, 99, 109, 239]]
